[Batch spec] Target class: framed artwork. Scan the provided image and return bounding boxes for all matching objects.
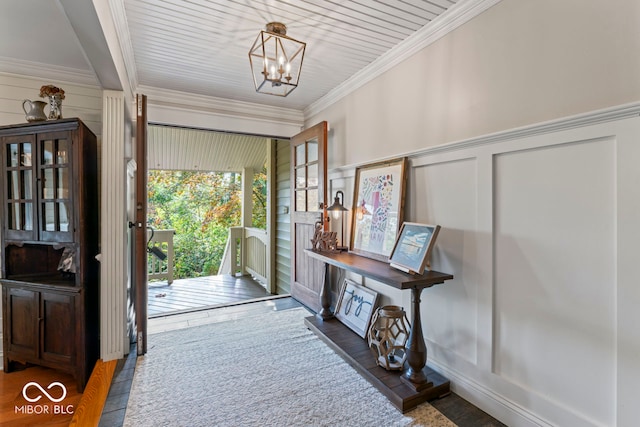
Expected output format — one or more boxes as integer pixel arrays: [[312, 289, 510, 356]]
[[350, 157, 408, 262], [389, 222, 441, 275], [334, 279, 379, 338]]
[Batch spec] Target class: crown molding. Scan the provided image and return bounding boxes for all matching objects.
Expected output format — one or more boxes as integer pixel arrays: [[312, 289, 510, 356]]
[[139, 85, 304, 126], [109, 0, 138, 91], [304, 0, 503, 118], [0, 57, 99, 86]]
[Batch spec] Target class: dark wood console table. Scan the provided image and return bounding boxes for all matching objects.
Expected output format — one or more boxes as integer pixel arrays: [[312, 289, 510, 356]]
[[304, 250, 453, 412]]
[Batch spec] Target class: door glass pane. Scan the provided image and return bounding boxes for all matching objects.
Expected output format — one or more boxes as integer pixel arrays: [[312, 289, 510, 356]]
[[21, 143, 32, 166], [57, 139, 68, 164], [43, 140, 53, 165], [59, 202, 69, 231], [43, 169, 54, 199], [296, 144, 305, 166], [57, 168, 68, 198], [8, 203, 33, 230], [8, 143, 19, 167], [296, 190, 306, 212], [8, 203, 19, 229], [7, 170, 32, 200], [44, 202, 56, 231], [23, 170, 32, 199], [296, 167, 306, 188], [24, 203, 33, 230], [307, 141, 318, 162], [307, 189, 319, 212], [8, 171, 18, 199], [307, 164, 318, 187]]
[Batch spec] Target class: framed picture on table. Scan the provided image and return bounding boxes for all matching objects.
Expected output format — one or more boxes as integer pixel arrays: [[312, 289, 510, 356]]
[[388, 222, 441, 275], [350, 157, 407, 262], [334, 279, 379, 338]]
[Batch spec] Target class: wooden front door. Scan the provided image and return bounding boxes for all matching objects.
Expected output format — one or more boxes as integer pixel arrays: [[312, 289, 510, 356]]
[[134, 94, 148, 355], [290, 122, 328, 312]]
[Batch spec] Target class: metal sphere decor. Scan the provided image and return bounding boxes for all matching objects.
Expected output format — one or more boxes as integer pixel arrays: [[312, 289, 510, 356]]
[[367, 305, 410, 371]]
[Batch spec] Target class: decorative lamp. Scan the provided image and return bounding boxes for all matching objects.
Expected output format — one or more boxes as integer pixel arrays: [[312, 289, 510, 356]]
[[327, 190, 348, 251], [248, 22, 306, 97], [367, 305, 410, 371], [356, 199, 371, 220]]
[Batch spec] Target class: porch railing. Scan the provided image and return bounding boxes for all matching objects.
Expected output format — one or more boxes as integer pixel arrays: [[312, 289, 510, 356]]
[[147, 228, 175, 284], [218, 226, 268, 285]]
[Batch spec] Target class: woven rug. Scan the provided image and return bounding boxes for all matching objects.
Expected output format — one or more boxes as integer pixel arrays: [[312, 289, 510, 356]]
[[123, 307, 457, 427]]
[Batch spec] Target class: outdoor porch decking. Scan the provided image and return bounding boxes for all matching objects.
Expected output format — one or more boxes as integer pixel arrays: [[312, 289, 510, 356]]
[[148, 274, 274, 317]]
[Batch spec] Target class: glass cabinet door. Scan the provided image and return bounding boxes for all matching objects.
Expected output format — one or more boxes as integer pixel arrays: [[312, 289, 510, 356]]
[[38, 133, 73, 242], [4, 135, 37, 241]]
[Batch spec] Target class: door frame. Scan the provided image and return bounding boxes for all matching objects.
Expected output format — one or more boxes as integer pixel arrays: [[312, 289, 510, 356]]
[[290, 121, 329, 312], [134, 94, 148, 355]]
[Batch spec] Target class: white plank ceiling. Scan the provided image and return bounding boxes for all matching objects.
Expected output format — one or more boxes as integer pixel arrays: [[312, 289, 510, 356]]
[[123, 0, 459, 110], [0, 0, 472, 112], [148, 125, 270, 172], [0, 0, 497, 172]]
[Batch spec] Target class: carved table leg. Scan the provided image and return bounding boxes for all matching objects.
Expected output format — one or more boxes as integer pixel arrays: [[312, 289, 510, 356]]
[[401, 286, 432, 391], [318, 262, 334, 319]]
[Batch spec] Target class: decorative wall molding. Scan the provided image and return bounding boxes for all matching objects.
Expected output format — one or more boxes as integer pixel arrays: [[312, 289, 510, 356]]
[[140, 85, 304, 124], [100, 90, 129, 361], [328, 108, 640, 427], [304, 0, 504, 118], [429, 359, 555, 427], [0, 56, 98, 86], [330, 102, 640, 173], [409, 101, 640, 161], [108, 0, 139, 91], [141, 85, 304, 137]]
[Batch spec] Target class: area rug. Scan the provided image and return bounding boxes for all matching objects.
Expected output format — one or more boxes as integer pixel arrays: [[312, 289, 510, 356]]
[[123, 307, 456, 427]]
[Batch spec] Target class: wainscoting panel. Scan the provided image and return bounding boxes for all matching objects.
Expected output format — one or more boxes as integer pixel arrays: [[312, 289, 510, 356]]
[[100, 91, 128, 362], [329, 110, 640, 427], [409, 158, 479, 366], [492, 137, 616, 426]]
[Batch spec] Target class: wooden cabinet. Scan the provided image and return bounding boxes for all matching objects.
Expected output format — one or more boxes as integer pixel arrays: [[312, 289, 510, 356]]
[[0, 118, 99, 391]]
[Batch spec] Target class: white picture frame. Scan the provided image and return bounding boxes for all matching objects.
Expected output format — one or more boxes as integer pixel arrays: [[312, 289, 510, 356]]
[[334, 279, 379, 338]]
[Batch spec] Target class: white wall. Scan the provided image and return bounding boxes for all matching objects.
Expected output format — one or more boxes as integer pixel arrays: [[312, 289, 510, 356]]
[[311, 0, 640, 425], [0, 73, 102, 134], [310, 0, 640, 170], [328, 105, 640, 427]]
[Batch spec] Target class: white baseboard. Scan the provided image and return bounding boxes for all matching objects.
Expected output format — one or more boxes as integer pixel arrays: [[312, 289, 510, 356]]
[[429, 360, 555, 427]]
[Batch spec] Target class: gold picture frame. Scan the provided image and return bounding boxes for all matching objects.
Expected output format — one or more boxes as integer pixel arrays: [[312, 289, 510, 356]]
[[350, 157, 407, 261]]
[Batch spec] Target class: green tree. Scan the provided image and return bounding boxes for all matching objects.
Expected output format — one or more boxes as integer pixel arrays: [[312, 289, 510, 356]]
[[252, 167, 267, 229], [147, 168, 267, 279], [148, 170, 242, 278]]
